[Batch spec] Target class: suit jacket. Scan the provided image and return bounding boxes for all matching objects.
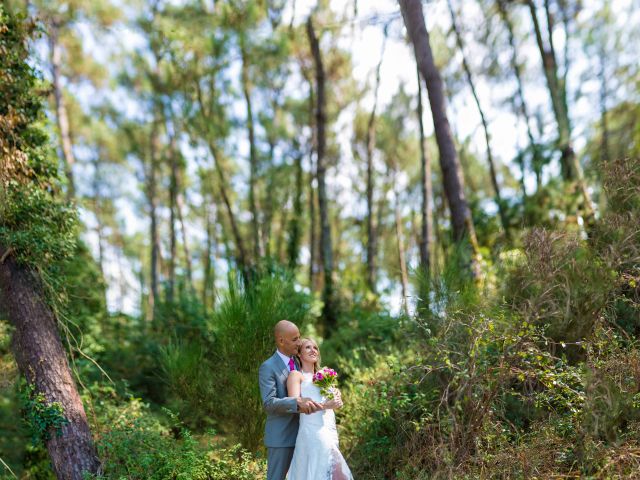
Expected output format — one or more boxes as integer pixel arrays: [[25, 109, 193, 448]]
[[259, 351, 300, 447]]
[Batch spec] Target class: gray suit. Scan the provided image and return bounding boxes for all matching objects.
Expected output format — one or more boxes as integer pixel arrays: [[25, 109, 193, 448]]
[[259, 352, 300, 480]]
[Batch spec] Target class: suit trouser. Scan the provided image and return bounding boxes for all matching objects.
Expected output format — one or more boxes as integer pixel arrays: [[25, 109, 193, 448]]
[[267, 447, 295, 480]]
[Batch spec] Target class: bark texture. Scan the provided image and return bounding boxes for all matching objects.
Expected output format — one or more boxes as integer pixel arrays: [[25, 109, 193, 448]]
[[307, 16, 337, 329], [416, 67, 433, 305], [447, 0, 509, 237], [399, 0, 480, 274], [0, 247, 100, 480]]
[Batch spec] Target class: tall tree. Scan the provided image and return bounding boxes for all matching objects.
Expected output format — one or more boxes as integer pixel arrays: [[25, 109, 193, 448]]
[[0, 9, 99, 478], [495, 0, 542, 191], [48, 21, 76, 202], [399, 0, 481, 276], [447, 0, 509, 237], [364, 26, 387, 294], [287, 147, 305, 270], [524, 0, 593, 218], [307, 14, 337, 329], [416, 67, 433, 306], [147, 113, 162, 321], [389, 161, 410, 316], [31, 0, 119, 202], [240, 33, 263, 261]]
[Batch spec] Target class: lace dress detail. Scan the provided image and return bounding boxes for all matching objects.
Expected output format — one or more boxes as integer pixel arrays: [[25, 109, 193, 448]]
[[287, 372, 353, 480]]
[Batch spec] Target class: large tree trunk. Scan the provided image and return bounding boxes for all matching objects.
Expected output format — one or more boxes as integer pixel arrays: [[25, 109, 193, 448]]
[[49, 22, 76, 203], [365, 30, 387, 294], [447, 0, 509, 237], [0, 247, 100, 480], [307, 16, 337, 330], [416, 67, 433, 307], [240, 37, 262, 262], [399, 0, 480, 276]]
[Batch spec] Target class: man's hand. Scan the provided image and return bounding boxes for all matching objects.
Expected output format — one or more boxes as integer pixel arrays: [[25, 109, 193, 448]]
[[296, 397, 323, 414]]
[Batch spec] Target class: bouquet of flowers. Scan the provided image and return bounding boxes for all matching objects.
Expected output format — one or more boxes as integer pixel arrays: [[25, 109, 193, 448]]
[[312, 367, 339, 400]]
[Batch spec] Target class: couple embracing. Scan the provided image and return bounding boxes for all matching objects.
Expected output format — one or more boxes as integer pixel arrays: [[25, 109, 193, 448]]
[[258, 320, 354, 480]]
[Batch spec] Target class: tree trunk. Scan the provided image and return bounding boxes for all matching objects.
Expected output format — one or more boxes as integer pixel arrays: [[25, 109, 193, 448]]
[[276, 190, 291, 264], [287, 151, 304, 270], [390, 164, 410, 316], [365, 29, 387, 294], [49, 22, 76, 203], [91, 154, 108, 307], [527, 0, 569, 169], [526, 0, 593, 219], [202, 199, 216, 313], [307, 16, 337, 329], [0, 247, 100, 480], [263, 138, 276, 259], [309, 153, 318, 291], [166, 112, 194, 293], [206, 141, 250, 279], [496, 0, 540, 195], [399, 0, 480, 276], [191, 85, 250, 278], [240, 37, 262, 262], [176, 185, 193, 291], [90, 158, 105, 277], [147, 116, 161, 322], [416, 67, 433, 307], [598, 47, 610, 163], [447, 0, 509, 237], [168, 134, 177, 304], [305, 73, 319, 292]]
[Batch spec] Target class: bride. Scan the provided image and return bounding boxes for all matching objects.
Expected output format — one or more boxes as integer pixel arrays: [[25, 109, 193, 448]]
[[287, 338, 354, 480]]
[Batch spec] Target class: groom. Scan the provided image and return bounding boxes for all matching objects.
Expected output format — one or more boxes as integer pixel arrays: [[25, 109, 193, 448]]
[[259, 320, 322, 480]]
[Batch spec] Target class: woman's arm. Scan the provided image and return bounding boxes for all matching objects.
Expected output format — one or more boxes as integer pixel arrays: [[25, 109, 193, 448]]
[[286, 371, 303, 398]]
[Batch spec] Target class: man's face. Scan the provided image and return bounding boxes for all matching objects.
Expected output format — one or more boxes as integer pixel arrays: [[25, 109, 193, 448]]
[[279, 327, 301, 356]]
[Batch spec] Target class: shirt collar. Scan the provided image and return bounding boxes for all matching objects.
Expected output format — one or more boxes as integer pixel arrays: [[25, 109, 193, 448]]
[[276, 349, 292, 369]]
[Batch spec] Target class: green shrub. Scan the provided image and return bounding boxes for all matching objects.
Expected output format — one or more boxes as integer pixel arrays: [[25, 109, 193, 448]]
[[92, 421, 264, 479]]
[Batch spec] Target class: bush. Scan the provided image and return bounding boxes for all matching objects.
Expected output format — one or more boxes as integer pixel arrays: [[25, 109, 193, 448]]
[[92, 425, 264, 480]]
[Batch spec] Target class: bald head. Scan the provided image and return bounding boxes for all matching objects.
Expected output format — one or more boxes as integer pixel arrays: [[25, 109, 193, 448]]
[[274, 320, 301, 356], [274, 320, 298, 338]]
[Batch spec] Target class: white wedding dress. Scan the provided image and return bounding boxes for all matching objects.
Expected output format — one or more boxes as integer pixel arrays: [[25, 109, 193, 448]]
[[287, 372, 354, 480]]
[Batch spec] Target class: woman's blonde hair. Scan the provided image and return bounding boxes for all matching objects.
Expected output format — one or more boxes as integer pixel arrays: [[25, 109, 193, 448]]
[[297, 338, 321, 373]]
